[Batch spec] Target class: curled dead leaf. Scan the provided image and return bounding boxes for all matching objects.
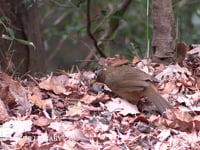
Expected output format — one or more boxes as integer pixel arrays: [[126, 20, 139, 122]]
[[105, 98, 140, 115], [0, 72, 30, 115]]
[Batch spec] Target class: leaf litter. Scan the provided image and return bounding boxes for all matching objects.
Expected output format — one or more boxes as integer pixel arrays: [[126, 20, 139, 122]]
[[0, 50, 199, 149]]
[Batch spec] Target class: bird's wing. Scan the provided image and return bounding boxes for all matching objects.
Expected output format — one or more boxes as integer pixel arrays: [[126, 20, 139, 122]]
[[108, 80, 149, 92], [124, 71, 151, 81]]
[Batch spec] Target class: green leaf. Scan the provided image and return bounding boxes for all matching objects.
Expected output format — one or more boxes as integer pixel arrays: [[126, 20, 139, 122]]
[[5, 27, 15, 39], [0, 16, 11, 23], [15, 38, 36, 49], [1, 34, 13, 40]]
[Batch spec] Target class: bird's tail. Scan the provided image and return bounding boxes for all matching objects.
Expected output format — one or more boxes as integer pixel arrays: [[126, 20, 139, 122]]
[[145, 85, 172, 114]]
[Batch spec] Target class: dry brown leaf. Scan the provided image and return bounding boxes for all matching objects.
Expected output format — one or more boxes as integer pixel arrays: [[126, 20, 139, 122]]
[[39, 74, 70, 95], [155, 64, 191, 81], [105, 97, 140, 115], [0, 86, 16, 109], [104, 54, 130, 67], [132, 55, 140, 65], [80, 93, 109, 104], [50, 121, 88, 142], [135, 60, 155, 75], [28, 92, 53, 110], [157, 129, 171, 142], [155, 141, 169, 150], [0, 72, 30, 115], [16, 136, 28, 149], [0, 99, 10, 122], [80, 94, 98, 104], [159, 80, 178, 95], [191, 92, 200, 102], [163, 109, 200, 131], [65, 128, 88, 142], [65, 73, 81, 89], [181, 77, 197, 91], [82, 71, 95, 81], [176, 95, 193, 106], [166, 109, 193, 122], [65, 103, 85, 117], [188, 46, 200, 56], [33, 116, 52, 127], [151, 63, 166, 73], [196, 76, 200, 89]]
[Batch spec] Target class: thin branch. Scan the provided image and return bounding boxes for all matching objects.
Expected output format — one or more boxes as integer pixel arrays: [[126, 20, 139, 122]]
[[47, 36, 67, 62], [80, 0, 132, 69], [86, 0, 106, 58], [92, 5, 114, 33], [100, 0, 132, 41]]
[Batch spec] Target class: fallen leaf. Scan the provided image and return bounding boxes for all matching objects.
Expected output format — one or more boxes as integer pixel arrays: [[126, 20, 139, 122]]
[[0, 72, 31, 115], [157, 129, 171, 141], [65, 102, 87, 117], [0, 99, 10, 123], [105, 98, 140, 115], [105, 55, 129, 67], [132, 55, 140, 65], [39, 74, 69, 95], [80, 93, 109, 104], [28, 92, 53, 110], [33, 116, 52, 127]]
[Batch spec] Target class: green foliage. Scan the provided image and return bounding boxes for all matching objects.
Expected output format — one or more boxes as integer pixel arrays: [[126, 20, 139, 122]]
[[0, 17, 15, 39], [0, 17, 35, 48], [173, 0, 200, 43], [0, 16, 36, 73]]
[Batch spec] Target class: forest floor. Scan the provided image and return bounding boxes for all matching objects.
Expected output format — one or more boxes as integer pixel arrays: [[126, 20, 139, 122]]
[[0, 47, 199, 150]]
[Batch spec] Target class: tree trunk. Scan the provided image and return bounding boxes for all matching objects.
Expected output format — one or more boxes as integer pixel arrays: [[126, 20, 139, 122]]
[[151, 0, 176, 64], [0, 0, 46, 75]]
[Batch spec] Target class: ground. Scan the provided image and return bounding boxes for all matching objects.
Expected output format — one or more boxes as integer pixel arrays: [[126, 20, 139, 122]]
[[0, 48, 199, 149]]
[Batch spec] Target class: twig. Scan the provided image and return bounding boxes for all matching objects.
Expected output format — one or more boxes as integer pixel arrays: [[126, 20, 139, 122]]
[[100, 0, 132, 41], [80, 0, 132, 69], [47, 36, 67, 62], [92, 5, 114, 33], [86, 0, 106, 58]]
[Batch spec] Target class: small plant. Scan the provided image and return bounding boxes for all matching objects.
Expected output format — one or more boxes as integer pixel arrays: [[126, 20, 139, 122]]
[[0, 17, 35, 75]]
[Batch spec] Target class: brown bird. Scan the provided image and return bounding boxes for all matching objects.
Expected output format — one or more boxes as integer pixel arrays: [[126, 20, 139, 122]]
[[96, 66, 172, 113]]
